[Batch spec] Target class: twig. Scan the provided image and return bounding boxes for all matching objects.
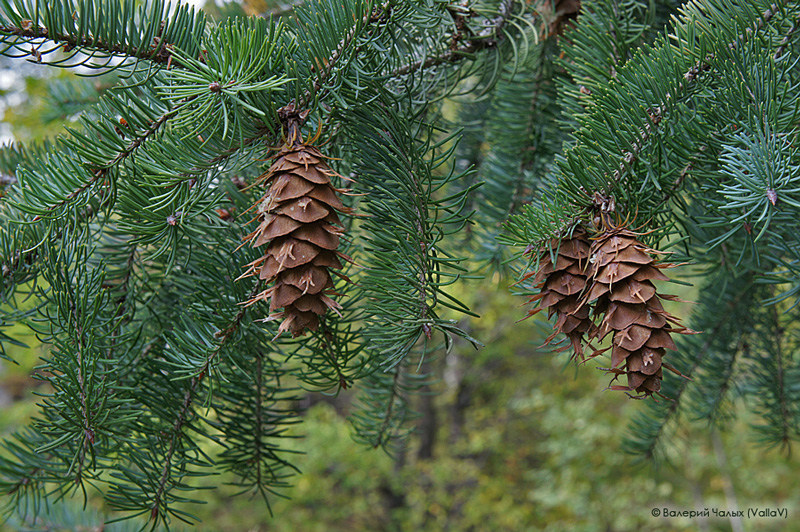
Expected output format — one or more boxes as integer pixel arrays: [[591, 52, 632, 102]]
[[769, 299, 791, 448], [391, 0, 514, 78], [508, 44, 551, 215], [31, 104, 178, 223], [149, 282, 260, 521], [318, 318, 348, 390], [7, 467, 41, 495], [253, 351, 265, 490], [774, 16, 800, 59], [2, 100, 184, 283], [67, 286, 94, 485], [373, 366, 404, 449], [702, 334, 745, 424], [604, 1, 790, 193], [289, 1, 392, 115], [0, 17, 184, 66]]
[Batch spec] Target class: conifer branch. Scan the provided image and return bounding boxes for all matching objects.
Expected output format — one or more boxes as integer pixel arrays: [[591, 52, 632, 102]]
[[6, 468, 40, 496], [202, 131, 267, 171], [151, 385, 191, 520], [0, 21, 176, 64], [318, 319, 349, 390], [4, 0, 799, 523], [409, 171, 432, 329], [293, 0, 392, 113], [699, 335, 747, 424], [768, 303, 791, 447], [109, 245, 138, 361], [604, 0, 789, 193], [70, 299, 94, 484], [252, 351, 266, 493], [2, 100, 183, 287], [390, 0, 513, 77], [112, 245, 138, 324], [774, 16, 800, 58], [0, 0, 206, 71], [372, 367, 404, 449], [149, 282, 259, 521], [1, 248, 36, 281], [31, 103, 178, 223], [507, 50, 550, 216], [654, 141, 716, 211]]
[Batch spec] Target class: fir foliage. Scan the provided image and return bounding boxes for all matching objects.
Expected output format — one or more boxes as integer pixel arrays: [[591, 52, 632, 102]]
[[0, 0, 206, 72], [506, 0, 800, 458], [0, 0, 800, 527]]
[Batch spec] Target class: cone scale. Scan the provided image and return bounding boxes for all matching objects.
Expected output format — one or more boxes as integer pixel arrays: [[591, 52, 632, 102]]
[[239, 120, 351, 337]]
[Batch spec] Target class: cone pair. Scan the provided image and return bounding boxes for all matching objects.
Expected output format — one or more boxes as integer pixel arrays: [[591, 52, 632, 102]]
[[239, 121, 351, 337], [524, 224, 693, 398]]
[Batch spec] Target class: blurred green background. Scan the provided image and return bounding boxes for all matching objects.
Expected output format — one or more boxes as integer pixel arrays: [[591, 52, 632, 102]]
[[1, 1, 799, 530]]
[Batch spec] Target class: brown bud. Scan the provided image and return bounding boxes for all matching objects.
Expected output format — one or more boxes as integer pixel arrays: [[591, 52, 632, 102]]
[[766, 188, 778, 206]]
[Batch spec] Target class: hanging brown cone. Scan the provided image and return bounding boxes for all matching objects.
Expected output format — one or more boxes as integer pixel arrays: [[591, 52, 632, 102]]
[[520, 226, 595, 360], [583, 226, 694, 398], [238, 120, 352, 337]]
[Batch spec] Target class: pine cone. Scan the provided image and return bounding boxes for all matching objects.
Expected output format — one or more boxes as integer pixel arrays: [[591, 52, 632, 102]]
[[239, 121, 351, 337], [522, 226, 595, 360], [584, 227, 690, 398]]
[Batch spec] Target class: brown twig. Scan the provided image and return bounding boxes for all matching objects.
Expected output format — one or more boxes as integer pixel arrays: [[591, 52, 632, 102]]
[[775, 16, 800, 59], [604, 2, 789, 193], [1, 98, 191, 284], [281, 0, 392, 122], [391, 0, 514, 78], [7, 467, 41, 495], [31, 104, 178, 223], [0, 17, 182, 66]]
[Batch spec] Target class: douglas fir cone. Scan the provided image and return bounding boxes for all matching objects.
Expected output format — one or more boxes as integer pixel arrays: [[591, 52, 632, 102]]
[[239, 121, 351, 337]]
